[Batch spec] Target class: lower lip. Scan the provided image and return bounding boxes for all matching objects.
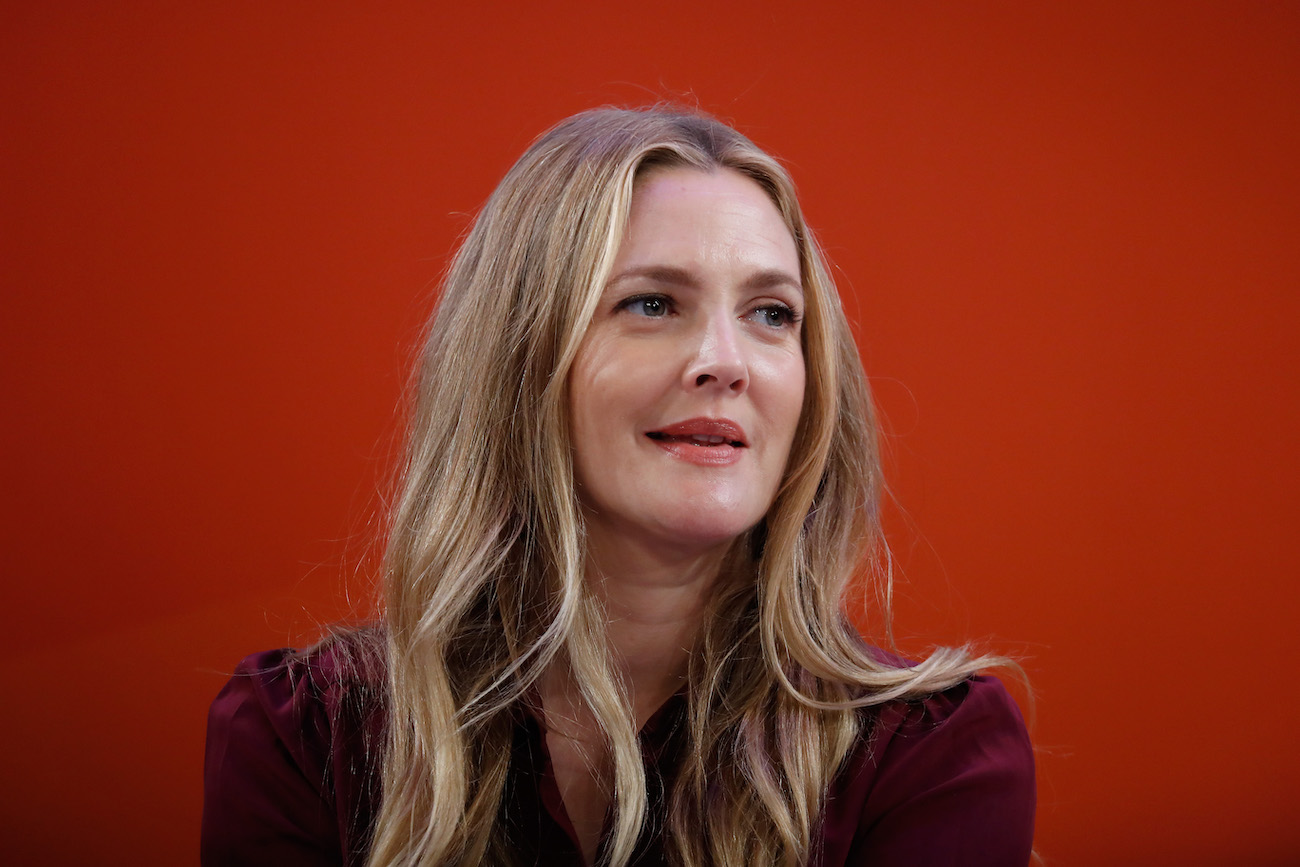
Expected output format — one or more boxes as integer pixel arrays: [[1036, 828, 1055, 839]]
[[649, 438, 745, 466]]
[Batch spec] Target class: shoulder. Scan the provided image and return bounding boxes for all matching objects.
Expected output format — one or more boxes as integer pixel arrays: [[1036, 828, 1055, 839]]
[[847, 644, 1032, 781], [819, 675, 1035, 866], [868, 674, 1034, 793], [216, 633, 385, 723], [206, 636, 385, 773], [202, 634, 387, 866]]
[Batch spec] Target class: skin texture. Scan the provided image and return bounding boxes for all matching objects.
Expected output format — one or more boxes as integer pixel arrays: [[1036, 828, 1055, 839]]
[[569, 166, 806, 573], [555, 167, 806, 864]]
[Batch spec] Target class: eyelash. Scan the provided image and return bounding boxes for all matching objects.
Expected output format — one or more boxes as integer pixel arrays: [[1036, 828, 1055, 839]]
[[615, 294, 803, 329], [619, 294, 672, 318], [755, 304, 802, 328]]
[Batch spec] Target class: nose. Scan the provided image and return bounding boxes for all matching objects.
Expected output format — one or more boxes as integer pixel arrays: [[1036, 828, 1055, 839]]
[[683, 313, 749, 395]]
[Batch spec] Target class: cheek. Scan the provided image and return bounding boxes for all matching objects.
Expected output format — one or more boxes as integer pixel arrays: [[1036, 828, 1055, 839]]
[[575, 338, 667, 412], [571, 360, 617, 432], [569, 340, 636, 450], [757, 351, 807, 438], [786, 354, 807, 418]]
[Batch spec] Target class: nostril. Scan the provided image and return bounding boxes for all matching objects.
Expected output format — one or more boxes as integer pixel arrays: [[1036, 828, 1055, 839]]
[[695, 374, 712, 386]]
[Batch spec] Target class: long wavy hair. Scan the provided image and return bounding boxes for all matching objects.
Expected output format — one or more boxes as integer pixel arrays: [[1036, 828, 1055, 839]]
[[364, 106, 1002, 866]]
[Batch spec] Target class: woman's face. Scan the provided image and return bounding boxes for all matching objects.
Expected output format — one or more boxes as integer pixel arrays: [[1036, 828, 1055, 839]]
[[568, 166, 806, 562]]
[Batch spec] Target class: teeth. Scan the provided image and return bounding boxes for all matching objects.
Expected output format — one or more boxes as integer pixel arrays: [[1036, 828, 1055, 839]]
[[690, 434, 726, 444]]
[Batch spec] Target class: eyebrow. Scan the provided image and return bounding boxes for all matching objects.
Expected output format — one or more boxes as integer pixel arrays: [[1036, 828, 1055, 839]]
[[606, 265, 804, 296]]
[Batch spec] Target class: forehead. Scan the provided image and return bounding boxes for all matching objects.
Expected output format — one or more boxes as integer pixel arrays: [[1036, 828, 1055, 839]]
[[628, 165, 786, 225], [615, 166, 800, 274]]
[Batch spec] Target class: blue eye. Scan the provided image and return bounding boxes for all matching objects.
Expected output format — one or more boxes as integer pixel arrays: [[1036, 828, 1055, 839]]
[[753, 304, 801, 328], [619, 294, 671, 317]]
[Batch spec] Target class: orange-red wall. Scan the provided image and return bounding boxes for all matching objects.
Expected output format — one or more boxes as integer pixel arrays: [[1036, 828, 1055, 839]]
[[4, 3, 1297, 863]]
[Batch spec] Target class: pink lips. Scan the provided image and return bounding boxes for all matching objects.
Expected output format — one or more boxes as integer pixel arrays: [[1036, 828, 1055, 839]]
[[646, 417, 748, 466]]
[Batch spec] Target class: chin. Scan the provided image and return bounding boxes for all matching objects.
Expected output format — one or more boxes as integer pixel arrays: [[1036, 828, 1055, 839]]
[[651, 484, 772, 543], [652, 512, 763, 553]]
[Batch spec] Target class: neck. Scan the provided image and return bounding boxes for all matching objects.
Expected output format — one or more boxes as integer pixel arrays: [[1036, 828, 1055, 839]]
[[558, 526, 733, 728], [595, 570, 710, 725]]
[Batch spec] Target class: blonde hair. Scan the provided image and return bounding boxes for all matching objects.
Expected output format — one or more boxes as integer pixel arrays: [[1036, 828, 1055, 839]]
[[366, 106, 1003, 866]]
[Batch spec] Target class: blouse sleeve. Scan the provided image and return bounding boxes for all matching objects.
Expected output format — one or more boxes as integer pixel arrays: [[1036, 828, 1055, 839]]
[[201, 649, 344, 867], [845, 675, 1036, 866]]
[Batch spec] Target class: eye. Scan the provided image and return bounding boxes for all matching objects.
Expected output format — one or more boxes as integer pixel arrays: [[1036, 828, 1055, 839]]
[[751, 303, 802, 329], [617, 294, 673, 318]]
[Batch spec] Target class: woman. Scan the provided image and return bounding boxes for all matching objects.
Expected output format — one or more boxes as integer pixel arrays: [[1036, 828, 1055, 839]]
[[203, 106, 1035, 866]]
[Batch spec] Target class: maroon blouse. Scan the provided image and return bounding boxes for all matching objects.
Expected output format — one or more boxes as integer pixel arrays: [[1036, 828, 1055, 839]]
[[203, 645, 1034, 865]]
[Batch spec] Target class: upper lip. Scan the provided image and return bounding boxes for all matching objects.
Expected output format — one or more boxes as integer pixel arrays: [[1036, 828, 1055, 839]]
[[647, 417, 748, 447]]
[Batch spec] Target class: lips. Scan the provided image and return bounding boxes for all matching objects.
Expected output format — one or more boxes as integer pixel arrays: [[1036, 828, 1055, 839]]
[[645, 417, 748, 466], [647, 417, 748, 447]]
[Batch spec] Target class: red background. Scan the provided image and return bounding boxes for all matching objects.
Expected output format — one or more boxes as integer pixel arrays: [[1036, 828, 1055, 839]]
[[3, 3, 1298, 864]]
